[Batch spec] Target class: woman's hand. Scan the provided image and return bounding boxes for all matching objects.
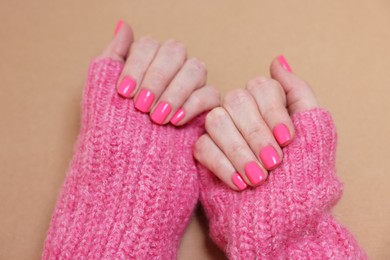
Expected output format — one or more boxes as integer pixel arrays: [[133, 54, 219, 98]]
[[102, 20, 220, 125], [194, 56, 318, 190]]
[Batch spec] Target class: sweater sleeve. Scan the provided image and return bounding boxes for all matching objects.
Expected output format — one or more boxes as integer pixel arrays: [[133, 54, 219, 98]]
[[198, 108, 368, 259], [42, 58, 205, 259]]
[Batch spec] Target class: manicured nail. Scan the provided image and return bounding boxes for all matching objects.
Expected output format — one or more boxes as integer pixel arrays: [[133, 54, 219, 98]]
[[114, 20, 123, 35], [151, 102, 172, 124], [277, 55, 292, 72], [232, 173, 248, 190], [245, 162, 267, 186], [273, 123, 292, 146], [117, 76, 136, 98], [259, 146, 281, 170], [170, 108, 185, 125], [135, 89, 155, 112]]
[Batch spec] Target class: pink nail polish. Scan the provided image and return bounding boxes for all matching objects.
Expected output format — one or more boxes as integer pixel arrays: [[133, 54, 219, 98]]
[[232, 173, 248, 190], [114, 20, 123, 35], [170, 108, 185, 125], [277, 55, 292, 72], [151, 102, 172, 124], [273, 123, 292, 146], [117, 76, 136, 98], [259, 146, 281, 170], [245, 162, 267, 186], [135, 89, 155, 112]]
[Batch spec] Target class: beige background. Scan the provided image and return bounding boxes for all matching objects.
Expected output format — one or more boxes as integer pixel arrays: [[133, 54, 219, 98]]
[[1, 0, 389, 259]]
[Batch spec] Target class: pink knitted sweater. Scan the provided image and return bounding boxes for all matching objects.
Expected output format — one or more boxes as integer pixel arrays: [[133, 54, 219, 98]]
[[198, 109, 367, 259], [43, 58, 205, 259], [43, 58, 367, 259]]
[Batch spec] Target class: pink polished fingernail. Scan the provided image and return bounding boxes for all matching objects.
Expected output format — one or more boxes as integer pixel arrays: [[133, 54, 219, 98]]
[[259, 146, 281, 170], [151, 102, 172, 124], [245, 162, 267, 186], [273, 123, 292, 146], [135, 89, 155, 112], [117, 76, 136, 98], [232, 173, 248, 190], [277, 55, 292, 72], [170, 108, 185, 125], [114, 20, 123, 35]]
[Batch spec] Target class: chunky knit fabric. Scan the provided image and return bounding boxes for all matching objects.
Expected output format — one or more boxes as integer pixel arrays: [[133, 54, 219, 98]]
[[43, 57, 366, 259], [199, 108, 367, 259], [42, 58, 205, 259]]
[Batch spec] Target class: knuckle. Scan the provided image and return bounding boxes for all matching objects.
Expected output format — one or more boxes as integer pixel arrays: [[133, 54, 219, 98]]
[[246, 76, 281, 92], [172, 82, 191, 99], [194, 136, 226, 173], [187, 58, 207, 76], [228, 141, 247, 155], [190, 94, 205, 108], [264, 103, 283, 118], [211, 158, 228, 174], [136, 36, 159, 49], [246, 76, 269, 91], [205, 107, 229, 131], [164, 39, 187, 56], [223, 89, 251, 108], [247, 77, 285, 100], [243, 123, 264, 144], [193, 135, 208, 160], [149, 69, 167, 84], [206, 86, 221, 107]]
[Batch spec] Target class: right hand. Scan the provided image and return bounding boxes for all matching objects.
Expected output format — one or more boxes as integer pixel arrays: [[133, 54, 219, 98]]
[[194, 56, 318, 190]]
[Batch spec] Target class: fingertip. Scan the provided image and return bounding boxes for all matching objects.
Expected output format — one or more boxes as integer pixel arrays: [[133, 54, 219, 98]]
[[278, 55, 293, 72], [101, 20, 134, 61], [259, 145, 282, 171], [232, 172, 248, 191], [170, 108, 186, 126], [273, 123, 294, 147], [270, 55, 318, 115], [117, 75, 136, 98], [174, 85, 220, 127], [114, 20, 134, 41], [244, 161, 268, 187], [270, 55, 293, 84], [113, 21, 134, 59], [114, 19, 123, 35]]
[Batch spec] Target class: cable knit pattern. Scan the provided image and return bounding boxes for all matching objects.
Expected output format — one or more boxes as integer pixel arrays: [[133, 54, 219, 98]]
[[42, 58, 205, 259], [198, 108, 368, 259]]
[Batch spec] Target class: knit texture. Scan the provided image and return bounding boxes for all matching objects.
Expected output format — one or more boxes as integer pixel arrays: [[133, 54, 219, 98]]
[[42, 58, 205, 259], [199, 108, 368, 259]]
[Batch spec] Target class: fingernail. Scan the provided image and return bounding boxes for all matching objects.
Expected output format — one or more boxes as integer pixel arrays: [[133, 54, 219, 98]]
[[135, 89, 155, 112], [259, 146, 281, 170], [273, 123, 292, 146], [232, 173, 248, 190], [151, 102, 172, 124], [117, 76, 136, 98], [245, 162, 267, 186], [114, 20, 123, 35], [170, 108, 185, 125], [277, 55, 292, 72]]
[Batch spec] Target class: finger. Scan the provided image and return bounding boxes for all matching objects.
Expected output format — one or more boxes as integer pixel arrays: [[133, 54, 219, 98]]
[[150, 58, 207, 124], [246, 77, 294, 147], [222, 89, 282, 171], [270, 55, 318, 115], [116, 37, 160, 98], [101, 20, 134, 62], [170, 85, 220, 126], [194, 134, 248, 191], [205, 107, 267, 186], [134, 40, 187, 113]]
